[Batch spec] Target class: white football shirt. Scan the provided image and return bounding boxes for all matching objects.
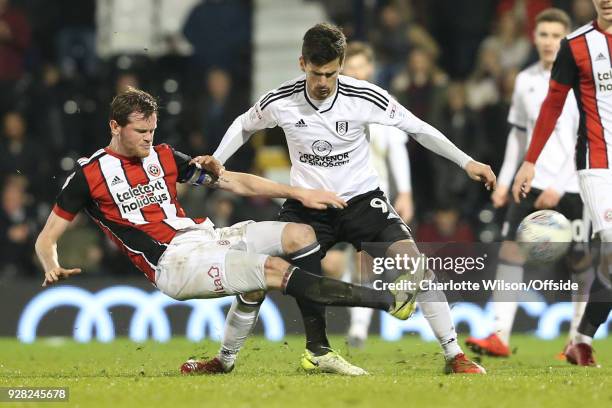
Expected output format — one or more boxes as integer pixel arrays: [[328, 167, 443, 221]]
[[501, 62, 579, 193], [214, 74, 472, 201], [367, 124, 410, 196]]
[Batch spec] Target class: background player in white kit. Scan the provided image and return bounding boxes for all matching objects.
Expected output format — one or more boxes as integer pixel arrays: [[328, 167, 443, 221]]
[[194, 23, 495, 376], [466, 8, 594, 358], [320, 41, 414, 348]]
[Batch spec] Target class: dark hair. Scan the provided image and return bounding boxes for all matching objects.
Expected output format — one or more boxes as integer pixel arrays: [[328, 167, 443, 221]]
[[302, 23, 347, 65], [345, 41, 374, 63], [535, 8, 572, 31], [110, 87, 158, 126]]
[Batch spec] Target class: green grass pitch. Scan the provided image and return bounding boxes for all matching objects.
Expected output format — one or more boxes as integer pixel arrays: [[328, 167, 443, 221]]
[[1, 335, 611, 408]]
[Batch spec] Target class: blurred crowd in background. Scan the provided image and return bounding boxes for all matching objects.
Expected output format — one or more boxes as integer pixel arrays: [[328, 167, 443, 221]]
[[0, 0, 596, 278]]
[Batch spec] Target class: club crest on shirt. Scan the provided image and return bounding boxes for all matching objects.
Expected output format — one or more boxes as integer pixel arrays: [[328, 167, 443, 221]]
[[336, 121, 348, 136], [147, 163, 161, 177]]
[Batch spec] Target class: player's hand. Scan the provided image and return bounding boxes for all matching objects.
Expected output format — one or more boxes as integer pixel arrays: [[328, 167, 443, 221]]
[[295, 188, 347, 210], [491, 184, 509, 208], [512, 162, 535, 203], [465, 160, 496, 191], [190, 155, 225, 177], [534, 188, 561, 209], [42, 266, 82, 287], [393, 192, 414, 223]]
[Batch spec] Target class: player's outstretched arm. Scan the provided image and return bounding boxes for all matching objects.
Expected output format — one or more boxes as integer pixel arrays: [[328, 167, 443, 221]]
[[210, 170, 347, 210], [35, 211, 82, 287]]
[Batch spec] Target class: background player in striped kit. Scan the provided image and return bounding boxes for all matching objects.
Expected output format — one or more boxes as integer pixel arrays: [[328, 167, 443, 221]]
[[466, 8, 594, 359], [196, 23, 495, 376], [513, 0, 612, 366]]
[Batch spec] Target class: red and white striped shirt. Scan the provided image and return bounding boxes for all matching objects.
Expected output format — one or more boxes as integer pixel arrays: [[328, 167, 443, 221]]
[[526, 21, 612, 170], [53, 144, 213, 282]]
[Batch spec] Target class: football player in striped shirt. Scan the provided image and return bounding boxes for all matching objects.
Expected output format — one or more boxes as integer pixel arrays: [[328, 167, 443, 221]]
[[466, 8, 594, 360], [198, 23, 495, 376], [513, 0, 612, 366], [34, 88, 420, 370]]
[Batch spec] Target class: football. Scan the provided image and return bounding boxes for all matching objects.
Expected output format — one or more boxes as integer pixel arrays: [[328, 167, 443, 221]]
[[516, 210, 573, 263]]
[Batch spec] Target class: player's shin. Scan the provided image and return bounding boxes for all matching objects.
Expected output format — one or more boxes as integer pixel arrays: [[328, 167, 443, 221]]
[[287, 244, 330, 354], [492, 261, 523, 345], [569, 267, 594, 340], [417, 272, 462, 360], [575, 230, 612, 344], [282, 266, 395, 311], [218, 293, 263, 370]]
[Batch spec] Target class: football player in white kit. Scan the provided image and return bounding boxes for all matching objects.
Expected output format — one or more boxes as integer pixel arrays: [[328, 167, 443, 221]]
[[190, 23, 495, 376], [319, 41, 414, 349], [466, 9, 594, 358]]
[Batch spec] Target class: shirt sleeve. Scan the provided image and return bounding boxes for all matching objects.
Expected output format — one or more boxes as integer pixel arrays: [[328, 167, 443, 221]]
[[497, 127, 527, 187], [53, 166, 90, 221], [385, 129, 412, 193], [525, 39, 577, 163], [172, 148, 215, 186], [507, 74, 527, 131], [243, 93, 279, 132], [368, 86, 473, 168], [551, 38, 579, 87], [213, 92, 279, 164]]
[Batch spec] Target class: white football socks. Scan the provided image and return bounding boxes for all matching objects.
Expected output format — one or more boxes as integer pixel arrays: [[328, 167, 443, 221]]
[[573, 332, 593, 346], [569, 267, 594, 341], [417, 288, 462, 360], [218, 296, 261, 369], [492, 262, 523, 345], [348, 307, 373, 340]]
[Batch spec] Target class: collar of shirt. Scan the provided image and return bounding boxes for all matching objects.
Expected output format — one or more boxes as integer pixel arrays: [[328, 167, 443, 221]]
[[304, 81, 338, 111]]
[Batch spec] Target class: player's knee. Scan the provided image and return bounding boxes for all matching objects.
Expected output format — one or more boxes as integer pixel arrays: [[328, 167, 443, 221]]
[[282, 223, 317, 254], [322, 249, 346, 279]]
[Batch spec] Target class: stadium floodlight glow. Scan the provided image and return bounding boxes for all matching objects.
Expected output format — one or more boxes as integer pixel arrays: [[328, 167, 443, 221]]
[[17, 285, 285, 343]]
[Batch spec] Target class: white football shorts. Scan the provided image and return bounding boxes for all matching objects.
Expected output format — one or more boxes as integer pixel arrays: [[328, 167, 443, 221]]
[[578, 169, 612, 235], [155, 220, 286, 300]]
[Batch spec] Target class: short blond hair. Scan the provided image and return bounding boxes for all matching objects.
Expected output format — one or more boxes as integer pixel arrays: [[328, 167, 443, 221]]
[[535, 8, 572, 31], [345, 41, 374, 63]]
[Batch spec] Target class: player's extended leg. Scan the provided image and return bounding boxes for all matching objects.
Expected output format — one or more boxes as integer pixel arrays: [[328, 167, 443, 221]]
[[183, 221, 330, 374], [565, 229, 612, 367], [383, 237, 485, 374], [181, 222, 412, 375], [558, 238, 595, 359]]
